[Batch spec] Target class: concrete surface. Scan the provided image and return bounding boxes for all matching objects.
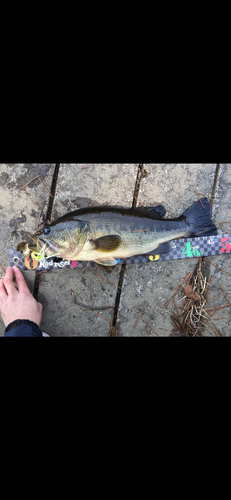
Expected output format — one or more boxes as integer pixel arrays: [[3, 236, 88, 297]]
[[0, 164, 55, 300], [116, 164, 219, 336], [0, 163, 230, 337], [205, 164, 231, 336]]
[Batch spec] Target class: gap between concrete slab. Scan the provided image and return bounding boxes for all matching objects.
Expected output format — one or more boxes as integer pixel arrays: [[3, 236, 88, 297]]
[[111, 164, 144, 335], [192, 163, 221, 335], [33, 164, 60, 300], [46, 164, 60, 222], [210, 163, 221, 212]]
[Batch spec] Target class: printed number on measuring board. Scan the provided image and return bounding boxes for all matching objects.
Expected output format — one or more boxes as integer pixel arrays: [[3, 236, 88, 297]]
[[221, 236, 231, 254], [182, 240, 204, 258], [149, 255, 160, 262]]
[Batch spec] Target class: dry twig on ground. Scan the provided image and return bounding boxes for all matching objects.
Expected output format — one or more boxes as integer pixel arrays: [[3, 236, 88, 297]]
[[165, 258, 231, 337]]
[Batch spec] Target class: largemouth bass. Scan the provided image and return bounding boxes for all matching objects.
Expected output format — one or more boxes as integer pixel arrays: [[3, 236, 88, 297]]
[[33, 198, 217, 266]]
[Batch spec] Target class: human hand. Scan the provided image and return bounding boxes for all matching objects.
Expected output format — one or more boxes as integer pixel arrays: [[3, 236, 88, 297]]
[[0, 267, 43, 328]]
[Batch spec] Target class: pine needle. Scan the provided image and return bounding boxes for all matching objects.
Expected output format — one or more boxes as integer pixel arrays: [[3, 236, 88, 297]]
[[193, 184, 206, 209], [36, 171, 53, 197], [18, 176, 39, 192], [219, 283, 230, 304], [142, 319, 160, 337], [0, 264, 6, 274]]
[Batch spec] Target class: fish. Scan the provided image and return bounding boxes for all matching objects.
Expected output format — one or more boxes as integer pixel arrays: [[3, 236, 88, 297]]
[[32, 198, 217, 266]]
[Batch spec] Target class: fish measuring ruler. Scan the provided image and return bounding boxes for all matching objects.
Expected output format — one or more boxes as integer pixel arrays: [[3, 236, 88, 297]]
[[10, 234, 231, 271]]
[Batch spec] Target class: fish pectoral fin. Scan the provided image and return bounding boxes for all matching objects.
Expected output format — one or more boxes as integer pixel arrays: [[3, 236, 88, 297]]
[[90, 235, 122, 253], [94, 258, 119, 267], [156, 242, 171, 254]]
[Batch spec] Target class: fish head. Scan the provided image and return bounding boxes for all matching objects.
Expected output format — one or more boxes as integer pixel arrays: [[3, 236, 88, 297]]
[[34, 220, 90, 259]]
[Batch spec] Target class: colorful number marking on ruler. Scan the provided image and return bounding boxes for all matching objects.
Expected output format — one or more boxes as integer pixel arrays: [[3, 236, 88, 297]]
[[221, 236, 231, 254], [149, 255, 160, 262], [24, 257, 39, 270], [182, 240, 204, 258]]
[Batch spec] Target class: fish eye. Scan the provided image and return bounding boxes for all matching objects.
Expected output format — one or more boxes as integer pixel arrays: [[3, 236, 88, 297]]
[[44, 227, 51, 235]]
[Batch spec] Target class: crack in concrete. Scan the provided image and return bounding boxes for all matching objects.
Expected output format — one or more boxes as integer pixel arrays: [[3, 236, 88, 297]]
[[111, 164, 144, 335], [46, 164, 61, 222], [211, 163, 221, 213], [33, 164, 60, 300], [132, 163, 145, 209], [198, 163, 222, 333]]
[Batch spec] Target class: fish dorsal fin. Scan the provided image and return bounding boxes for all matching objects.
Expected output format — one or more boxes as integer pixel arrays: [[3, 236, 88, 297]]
[[91, 235, 122, 253], [153, 205, 167, 217], [137, 205, 166, 219]]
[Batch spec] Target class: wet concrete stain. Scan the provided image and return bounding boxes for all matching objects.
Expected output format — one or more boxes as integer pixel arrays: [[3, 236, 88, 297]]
[[10, 215, 27, 228], [31, 209, 40, 218], [81, 276, 87, 286], [4, 164, 53, 191], [61, 197, 101, 210], [20, 230, 30, 240], [10, 215, 27, 238], [0, 172, 9, 186]]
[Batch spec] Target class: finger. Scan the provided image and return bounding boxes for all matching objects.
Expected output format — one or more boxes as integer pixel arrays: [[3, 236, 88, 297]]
[[3, 267, 17, 296], [0, 278, 8, 298], [13, 266, 30, 293]]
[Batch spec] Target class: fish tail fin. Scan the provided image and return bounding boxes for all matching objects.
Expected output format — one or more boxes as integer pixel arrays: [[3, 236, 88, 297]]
[[183, 198, 217, 237]]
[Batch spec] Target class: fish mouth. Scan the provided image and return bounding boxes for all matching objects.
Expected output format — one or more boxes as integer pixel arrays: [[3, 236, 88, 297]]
[[33, 229, 59, 255], [40, 239, 59, 254], [30, 235, 59, 258]]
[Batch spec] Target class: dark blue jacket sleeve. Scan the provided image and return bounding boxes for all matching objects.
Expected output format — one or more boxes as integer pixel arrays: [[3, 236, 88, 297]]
[[4, 323, 43, 337]]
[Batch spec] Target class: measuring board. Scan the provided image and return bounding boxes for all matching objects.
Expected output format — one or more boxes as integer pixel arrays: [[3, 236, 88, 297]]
[[10, 234, 231, 271]]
